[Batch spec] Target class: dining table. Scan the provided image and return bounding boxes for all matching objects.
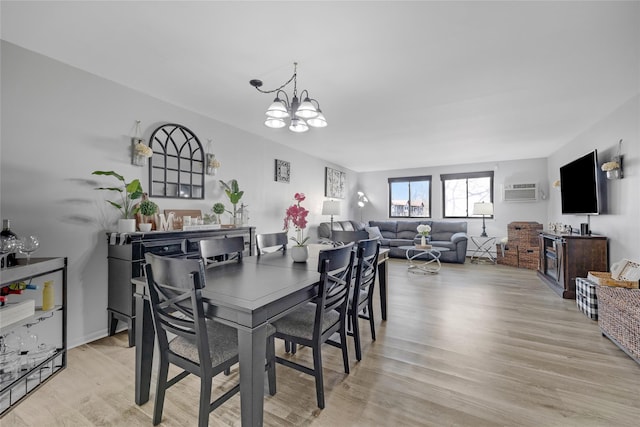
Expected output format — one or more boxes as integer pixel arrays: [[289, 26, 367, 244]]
[[131, 244, 389, 427]]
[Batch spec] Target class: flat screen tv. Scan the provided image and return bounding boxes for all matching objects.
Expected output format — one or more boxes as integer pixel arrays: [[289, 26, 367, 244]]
[[559, 150, 601, 215]]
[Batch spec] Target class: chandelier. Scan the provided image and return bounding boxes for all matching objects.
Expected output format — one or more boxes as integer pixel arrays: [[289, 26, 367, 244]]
[[249, 62, 327, 133]]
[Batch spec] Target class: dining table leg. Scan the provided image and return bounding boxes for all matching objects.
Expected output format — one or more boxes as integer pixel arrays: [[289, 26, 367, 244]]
[[238, 323, 268, 427], [377, 258, 388, 320], [135, 292, 155, 405]]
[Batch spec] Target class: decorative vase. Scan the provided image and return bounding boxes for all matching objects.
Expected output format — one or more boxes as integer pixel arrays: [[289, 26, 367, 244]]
[[421, 235, 427, 247], [606, 169, 621, 180], [290, 245, 309, 263], [118, 219, 136, 233], [139, 223, 152, 232]]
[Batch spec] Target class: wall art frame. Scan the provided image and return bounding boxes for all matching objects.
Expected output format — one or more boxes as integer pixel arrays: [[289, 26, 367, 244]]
[[325, 167, 346, 199], [275, 159, 290, 183]]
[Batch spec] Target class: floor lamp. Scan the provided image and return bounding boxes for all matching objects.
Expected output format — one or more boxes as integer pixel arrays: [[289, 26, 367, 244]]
[[322, 200, 341, 241], [473, 202, 493, 237], [357, 191, 369, 222]]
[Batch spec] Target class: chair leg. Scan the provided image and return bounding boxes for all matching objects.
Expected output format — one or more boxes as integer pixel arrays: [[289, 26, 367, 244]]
[[368, 301, 376, 341], [340, 324, 350, 375], [198, 374, 213, 427], [312, 345, 325, 409], [267, 334, 277, 396], [153, 357, 170, 426], [352, 311, 362, 361], [284, 340, 291, 353]]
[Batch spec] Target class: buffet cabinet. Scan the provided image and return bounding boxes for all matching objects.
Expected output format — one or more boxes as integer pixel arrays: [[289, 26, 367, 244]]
[[107, 227, 255, 347], [537, 231, 607, 299], [0, 257, 67, 416]]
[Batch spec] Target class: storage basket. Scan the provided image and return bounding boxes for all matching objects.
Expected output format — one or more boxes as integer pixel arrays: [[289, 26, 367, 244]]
[[518, 247, 539, 270], [587, 271, 639, 289], [507, 222, 542, 247], [496, 244, 518, 267], [575, 278, 598, 320], [597, 286, 640, 363]]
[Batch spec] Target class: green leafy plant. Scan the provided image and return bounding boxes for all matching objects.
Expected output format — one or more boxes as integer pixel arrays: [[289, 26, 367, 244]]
[[204, 202, 226, 224], [92, 170, 144, 219], [219, 179, 244, 224], [138, 199, 158, 217], [213, 202, 226, 215]]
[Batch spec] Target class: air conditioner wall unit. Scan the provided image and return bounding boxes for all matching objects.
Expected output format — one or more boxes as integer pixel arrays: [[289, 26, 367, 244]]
[[503, 183, 538, 202]]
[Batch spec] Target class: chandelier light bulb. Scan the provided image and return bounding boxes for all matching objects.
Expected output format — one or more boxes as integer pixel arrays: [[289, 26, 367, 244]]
[[266, 98, 289, 118], [295, 97, 319, 119], [265, 117, 287, 128], [289, 117, 309, 133]]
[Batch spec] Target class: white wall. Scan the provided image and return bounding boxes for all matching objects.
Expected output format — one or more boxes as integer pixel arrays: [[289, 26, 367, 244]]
[[546, 95, 640, 264], [0, 42, 356, 347], [357, 158, 549, 239]]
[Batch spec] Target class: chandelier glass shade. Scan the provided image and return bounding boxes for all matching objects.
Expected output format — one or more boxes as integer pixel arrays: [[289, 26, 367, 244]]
[[250, 62, 327, 133]]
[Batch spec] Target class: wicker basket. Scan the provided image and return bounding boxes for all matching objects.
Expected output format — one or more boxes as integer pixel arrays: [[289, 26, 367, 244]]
[[587, 271, 639, 289], [597, 285, 640, 363]]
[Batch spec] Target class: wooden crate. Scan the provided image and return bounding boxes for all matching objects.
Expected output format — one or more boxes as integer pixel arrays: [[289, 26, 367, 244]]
[[507, 222, 543, 247], [496, 244, 518, 267], [518, 247, 540, 270]]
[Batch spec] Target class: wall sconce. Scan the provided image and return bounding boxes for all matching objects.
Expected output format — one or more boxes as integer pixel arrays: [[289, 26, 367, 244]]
[[205, 139, 221, 175], [601, 139, 623, 180], [131, 120, 152, 166], [552, 179, 561, 191], [357, 191, 369, 221]]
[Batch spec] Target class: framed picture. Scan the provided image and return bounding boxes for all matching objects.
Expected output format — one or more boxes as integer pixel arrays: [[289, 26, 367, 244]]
[[275, 159, 290, 183], [325, 167, 346, 199]]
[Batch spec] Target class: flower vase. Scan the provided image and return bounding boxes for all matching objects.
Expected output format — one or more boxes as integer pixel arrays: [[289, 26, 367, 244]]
[[118, 219, 136, 233], [421, 235, 426, 247], [290, 245, 309, 263]]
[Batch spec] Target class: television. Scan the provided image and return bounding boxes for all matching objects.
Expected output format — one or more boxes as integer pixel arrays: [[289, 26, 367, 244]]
[[559, 150, 602, 215]]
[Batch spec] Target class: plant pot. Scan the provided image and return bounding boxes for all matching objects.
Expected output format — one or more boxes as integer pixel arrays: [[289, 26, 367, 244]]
[[290, 245, 309, 263], [118, 219, 137, 233], [139, 223, 152, 232]]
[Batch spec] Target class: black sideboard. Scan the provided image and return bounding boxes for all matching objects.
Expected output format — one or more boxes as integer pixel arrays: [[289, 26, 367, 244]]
[[106, 227, 255, 346]]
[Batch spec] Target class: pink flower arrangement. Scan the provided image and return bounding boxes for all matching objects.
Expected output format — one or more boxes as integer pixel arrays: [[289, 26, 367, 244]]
[[283, 193, 310, 246]]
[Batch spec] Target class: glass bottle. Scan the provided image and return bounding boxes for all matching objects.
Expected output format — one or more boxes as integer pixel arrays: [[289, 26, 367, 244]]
[[42, 280, 55, 311], [0, 219, 18, 267]]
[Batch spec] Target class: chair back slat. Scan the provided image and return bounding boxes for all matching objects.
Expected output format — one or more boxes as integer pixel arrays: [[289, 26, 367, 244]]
[[256, 232, 288, 255], [352, 238, 380, 310], [313, 243, 355, 340], [199, 236, 244, 265], [145, 253, 211, 367]]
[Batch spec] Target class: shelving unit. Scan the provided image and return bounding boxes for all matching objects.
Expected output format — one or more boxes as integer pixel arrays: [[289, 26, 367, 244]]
[[0, 257, 67, 417]]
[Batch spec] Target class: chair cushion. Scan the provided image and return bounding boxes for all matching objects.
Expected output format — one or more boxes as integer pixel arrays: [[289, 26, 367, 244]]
[[169, 320, 275, 366], [272, 303, 340, 340]]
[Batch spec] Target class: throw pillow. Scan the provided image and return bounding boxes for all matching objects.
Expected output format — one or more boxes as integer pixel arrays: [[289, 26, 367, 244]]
[[365, 226, 383, 240]]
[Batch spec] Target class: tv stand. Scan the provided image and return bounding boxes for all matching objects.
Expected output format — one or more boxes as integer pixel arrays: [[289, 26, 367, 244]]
[[537, 231, 607, 298]]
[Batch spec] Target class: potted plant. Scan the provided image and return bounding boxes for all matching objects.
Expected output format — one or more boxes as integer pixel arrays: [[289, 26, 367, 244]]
[[283, 193, 310, 262], [219, 179, 244, 226], [92, 170, 144, 232], [138, 198, 158, 231]]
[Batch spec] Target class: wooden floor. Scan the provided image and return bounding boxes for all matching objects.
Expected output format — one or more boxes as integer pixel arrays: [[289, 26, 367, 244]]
[[4, 260, 640, 426]]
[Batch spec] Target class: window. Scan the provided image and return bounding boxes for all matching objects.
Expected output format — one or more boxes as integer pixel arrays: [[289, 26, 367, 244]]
[[441, 171, 493, 218], [388, 176, 431, 218]]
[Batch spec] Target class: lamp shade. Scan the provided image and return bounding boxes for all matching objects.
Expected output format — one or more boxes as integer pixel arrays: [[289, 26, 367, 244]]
[[473, 202, 494, 216], [322, 200, 341, 216]]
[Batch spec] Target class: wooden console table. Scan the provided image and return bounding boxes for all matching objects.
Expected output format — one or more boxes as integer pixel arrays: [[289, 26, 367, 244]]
[[106, 227, 255, 346]]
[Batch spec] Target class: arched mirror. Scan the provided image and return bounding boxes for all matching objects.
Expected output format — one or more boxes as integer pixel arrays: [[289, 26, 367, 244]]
[[148, 123, 205, 199]]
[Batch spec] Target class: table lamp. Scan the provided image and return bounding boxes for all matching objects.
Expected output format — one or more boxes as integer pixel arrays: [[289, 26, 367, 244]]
[[322, 200, 341, 241], [473, 202, 493, 237]]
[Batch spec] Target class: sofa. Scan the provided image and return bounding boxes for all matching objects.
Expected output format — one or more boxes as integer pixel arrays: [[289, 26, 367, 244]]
[[317, 219, 468, 263]]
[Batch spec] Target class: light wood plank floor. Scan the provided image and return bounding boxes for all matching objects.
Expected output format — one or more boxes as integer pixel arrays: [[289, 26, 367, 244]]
[[4, 260, 640, 426]]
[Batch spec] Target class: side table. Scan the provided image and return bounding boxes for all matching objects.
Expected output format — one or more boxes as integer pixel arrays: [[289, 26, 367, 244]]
[[470, 236, 497, 264]]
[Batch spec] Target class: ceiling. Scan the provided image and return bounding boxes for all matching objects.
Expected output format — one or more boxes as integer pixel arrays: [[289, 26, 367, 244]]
[[1, 1, 638, 172]]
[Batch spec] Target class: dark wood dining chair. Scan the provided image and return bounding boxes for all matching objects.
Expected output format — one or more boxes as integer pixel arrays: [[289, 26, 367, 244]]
[[272, 243, 356, 409], [348, 238, 380, 361], [198, 236, 244, 266], [144, 253, 276, 427], [256, 232, 288, 255]]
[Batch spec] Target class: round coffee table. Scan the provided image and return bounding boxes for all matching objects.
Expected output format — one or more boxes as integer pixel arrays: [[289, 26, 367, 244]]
[[399, 245, 450, 274]]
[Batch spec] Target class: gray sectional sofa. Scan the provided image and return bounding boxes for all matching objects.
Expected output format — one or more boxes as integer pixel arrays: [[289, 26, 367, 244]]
[[317, 219, 468, 263]]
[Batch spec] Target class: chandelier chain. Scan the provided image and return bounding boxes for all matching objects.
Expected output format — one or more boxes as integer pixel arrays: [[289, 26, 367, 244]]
[[253, 63, 298, 95]]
